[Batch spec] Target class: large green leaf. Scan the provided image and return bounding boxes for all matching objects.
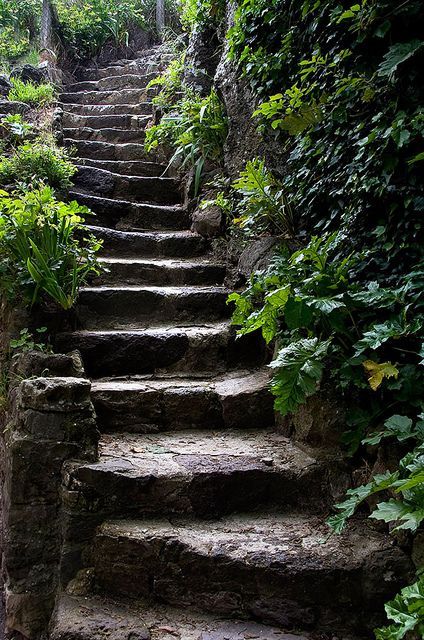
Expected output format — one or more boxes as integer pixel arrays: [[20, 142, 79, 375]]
[[269, 337, 331, 415]]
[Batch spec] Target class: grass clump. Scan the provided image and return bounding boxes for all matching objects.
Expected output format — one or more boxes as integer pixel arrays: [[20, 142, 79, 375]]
[[8, 78, 55, 107], [0, 142, 76, 191]]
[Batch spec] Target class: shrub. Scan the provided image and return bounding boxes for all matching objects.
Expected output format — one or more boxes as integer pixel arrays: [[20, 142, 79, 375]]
[[0, 114, 34, 147], [145, 88, 228, 195], [8, 78, 55, 107], [0, 0, 40, 62], [54, 0, 146, 59], [0, 186, 101, 309], [149, 53, 185, 110], [0, 142, 76, 190]]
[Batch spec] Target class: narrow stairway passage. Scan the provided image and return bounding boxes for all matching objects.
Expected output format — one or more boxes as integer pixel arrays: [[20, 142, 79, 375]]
[[49, 45, 413, 640]]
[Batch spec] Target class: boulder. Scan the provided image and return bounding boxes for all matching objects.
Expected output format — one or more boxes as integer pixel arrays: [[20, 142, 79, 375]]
[[192, 203, 223, 237], [0, 100, 30, 116], [10, 64, 47, 85]]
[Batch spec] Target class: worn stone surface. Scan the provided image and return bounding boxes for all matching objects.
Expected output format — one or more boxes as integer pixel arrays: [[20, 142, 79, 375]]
[[191, 204, 223, 238], [278, 387, 347, 452], [76, 285, 230, 329], [0, 100, 30, 116], [92, 515, 413, 636], [9, 350, 84, 383], [91, 369, 274, 432], [10, 64, 47, 84], [74, 165, 180, 204], [238, 237, 281, 277], [64, 430, 332, 518], [1, 364, 98, 638], [85, 227, 207, 258], [56, 324, 266, 377], [96, 257, 226, 287], [50, 595, 307, 640]]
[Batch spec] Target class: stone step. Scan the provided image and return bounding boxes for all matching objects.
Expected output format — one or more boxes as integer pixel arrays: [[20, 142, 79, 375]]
[[81, 60, 162, 80], [96, 257, 225, 286], [64, 430, 330, 518], [74, 193, 186, 230], [50, 594, 301, 640], [91, 370, 274, 433], [88, 227, 207, 258], [55, 323, 266, 377], [59, 88, 155, 105], [64, 139, 151, 161], [71, 192, 188, 231], [77, 159, 165, 177], [60, 102, 153, 116], [90, 514, 412, 636], [63, 112, 150, 130], [66, 73, 157, 93], [64, 127, 145, 144], [73, 166, 180, 205], [76, 285, 231, 328]]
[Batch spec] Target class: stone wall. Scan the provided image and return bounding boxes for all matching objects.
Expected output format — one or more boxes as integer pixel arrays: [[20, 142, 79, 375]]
[[0, 351, 98, 639]]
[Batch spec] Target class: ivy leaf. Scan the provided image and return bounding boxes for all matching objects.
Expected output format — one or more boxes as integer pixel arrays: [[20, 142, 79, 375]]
[[363, 415, 415, 446], [363, 360, 399, 390], [284, 297, 313, 329], [378, 40, 424, 79], [269, 338, 331, 416]]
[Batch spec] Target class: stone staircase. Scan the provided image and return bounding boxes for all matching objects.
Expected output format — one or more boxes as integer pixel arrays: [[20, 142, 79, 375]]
[[49, 46, 412, 640]]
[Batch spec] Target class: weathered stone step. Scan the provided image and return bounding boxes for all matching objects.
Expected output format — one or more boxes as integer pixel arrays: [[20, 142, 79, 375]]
[[77, 159, 165, 177], [66, 73, 157, 93], [63, 112, 150, 130], [64, 127, 145, 144], [64, 430, 330, 518], [60, 102, 153, 116], [92, 370, 274, 433], [71, 192, 187, 231], [51, 593, 300, 640], [91, 514, 412, 636], [82, 59, 162, 79], [76, 285, 230, 328], [56, 323, 266, 377], [88, 227, 207, 258], [59, 88, 155, 105], [73, 166, 180, 205], [64, 139, 151, 161], [96, 257, 225, 286]]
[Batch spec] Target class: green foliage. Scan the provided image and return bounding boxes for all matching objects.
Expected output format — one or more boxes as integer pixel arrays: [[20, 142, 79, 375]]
[[227, 0, 424, 281], [375, 575, 424, 640], [0, 0, 40, 62], [8, 78, 55, 107], [230, 158, 294, 235], [228, 233, 423, 422], [180, 0, 225, 32], [0, 186, 101, 309], [0, 142, 76, 190], [10, 326, 51, 353], [145, 88, 227, 195], [53, 0, 166, 59], [0, 114, 34, 147], [149, 53, 185, 110]]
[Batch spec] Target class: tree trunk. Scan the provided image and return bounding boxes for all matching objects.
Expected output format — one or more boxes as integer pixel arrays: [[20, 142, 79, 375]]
[[156, 0, 165, 37]]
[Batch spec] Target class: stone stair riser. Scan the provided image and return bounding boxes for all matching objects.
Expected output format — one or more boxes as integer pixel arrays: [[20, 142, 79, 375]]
[[55, 329, 267, 378], [95, 261, 226, 286], [63, 139, 153, 161], [73, 166, 180, 205], [92, 383, 275, 433]]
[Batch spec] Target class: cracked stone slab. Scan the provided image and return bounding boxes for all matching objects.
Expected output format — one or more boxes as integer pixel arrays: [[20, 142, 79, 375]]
[[63, 430, 330, 517], [90, 369, 274, 432], [92, 514, 413, 635]]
